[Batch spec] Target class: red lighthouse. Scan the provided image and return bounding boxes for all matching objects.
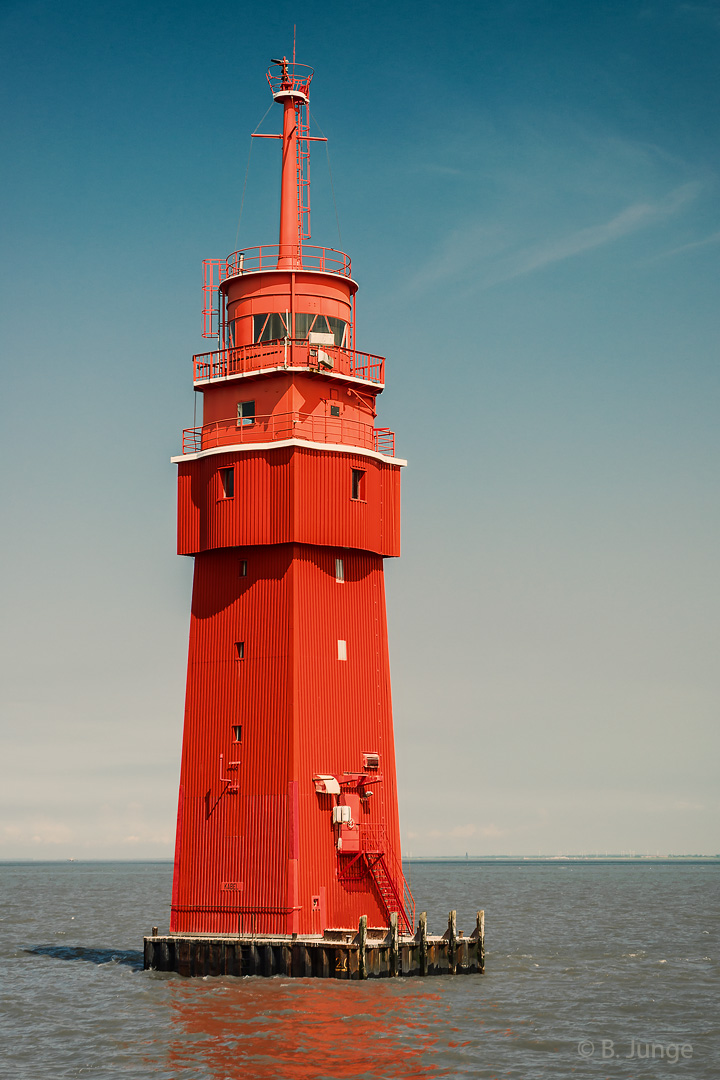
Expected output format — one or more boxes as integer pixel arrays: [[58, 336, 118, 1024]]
[[169, 57, 414, 942]]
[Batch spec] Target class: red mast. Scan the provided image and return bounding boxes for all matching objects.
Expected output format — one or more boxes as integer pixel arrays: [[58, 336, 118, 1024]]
[[169, 58, 413, 940]]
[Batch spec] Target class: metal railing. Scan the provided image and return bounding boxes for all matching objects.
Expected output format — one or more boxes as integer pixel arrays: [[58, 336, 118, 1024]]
[[360, 825, 416, 934], [193, 339, 385, 386], [223, 244, 352, 278], [181, 411, 396, 457], [266, 60, 314, 100]]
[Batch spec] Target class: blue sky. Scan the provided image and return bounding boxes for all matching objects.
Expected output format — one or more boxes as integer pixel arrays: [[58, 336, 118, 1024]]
[[1, 0, 718, 858]]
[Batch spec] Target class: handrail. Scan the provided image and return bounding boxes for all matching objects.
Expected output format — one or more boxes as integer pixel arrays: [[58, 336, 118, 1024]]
[[193, 339, 385, 386], [181, 411, 396, 457], [360, 825, 415, 934], [222, 244, 352, 279]]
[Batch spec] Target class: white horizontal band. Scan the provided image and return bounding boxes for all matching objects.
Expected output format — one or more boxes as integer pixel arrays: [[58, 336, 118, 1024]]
[[172, 438, 407, 468]]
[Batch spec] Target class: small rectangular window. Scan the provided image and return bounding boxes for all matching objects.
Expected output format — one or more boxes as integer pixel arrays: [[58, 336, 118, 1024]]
[[237, 400, 255, 427], [220, 467, 234, 498], [232, 725, 242, 743], [239, 559, 247, 577], [351, 468, 366, 501], [235, 641, 245, 660], [335, 558, 344, 583], [330, 404, 340, 417], [337, 639, 347, 661]]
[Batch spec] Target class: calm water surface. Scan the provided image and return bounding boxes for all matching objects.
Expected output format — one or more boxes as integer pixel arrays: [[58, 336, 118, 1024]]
[[1, 860, 717, 1078]]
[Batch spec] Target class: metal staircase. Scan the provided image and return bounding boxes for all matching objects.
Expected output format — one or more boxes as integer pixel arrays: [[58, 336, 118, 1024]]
[[338, 825, 415, 934]]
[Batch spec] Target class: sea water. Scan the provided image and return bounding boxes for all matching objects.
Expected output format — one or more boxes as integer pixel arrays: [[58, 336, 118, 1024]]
[[1, 860, 717, 1078]]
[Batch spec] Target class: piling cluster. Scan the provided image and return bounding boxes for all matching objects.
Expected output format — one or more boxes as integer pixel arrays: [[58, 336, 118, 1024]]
[[144, 910, 484, 979]]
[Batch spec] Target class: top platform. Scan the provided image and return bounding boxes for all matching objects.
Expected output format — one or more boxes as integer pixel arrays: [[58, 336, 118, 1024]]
[[220, 245, 353, 282], [267, 59, 313, 102]]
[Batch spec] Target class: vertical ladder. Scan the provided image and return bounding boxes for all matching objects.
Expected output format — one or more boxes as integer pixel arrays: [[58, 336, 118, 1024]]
[[295, 99, 311, 243], [201, 258, 227, 340]]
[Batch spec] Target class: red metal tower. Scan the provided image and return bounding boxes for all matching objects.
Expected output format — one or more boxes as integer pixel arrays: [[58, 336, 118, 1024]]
[[169, 58, 413, 940]]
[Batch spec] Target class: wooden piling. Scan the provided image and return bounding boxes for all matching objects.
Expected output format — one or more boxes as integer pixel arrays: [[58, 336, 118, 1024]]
[[359, 915, 367, 980], [418, 911, 428, 976], [144, 909, 486, 979], [389, 912, 399, 977]]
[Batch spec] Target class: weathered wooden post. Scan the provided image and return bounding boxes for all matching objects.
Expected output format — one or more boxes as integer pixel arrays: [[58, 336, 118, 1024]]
[[476, 910, 485, 973], [418, 911, 428, 976], [390, 911, 399, 977], [447, 910, 457, 974], [359, 915, 367, 980]]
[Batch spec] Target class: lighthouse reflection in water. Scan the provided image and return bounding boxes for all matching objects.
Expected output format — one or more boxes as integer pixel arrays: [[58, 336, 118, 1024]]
[[160, 980, 450, 1078]]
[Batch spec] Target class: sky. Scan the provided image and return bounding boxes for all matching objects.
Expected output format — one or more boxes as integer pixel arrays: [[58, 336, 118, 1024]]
[[1, 0, 719, 859]]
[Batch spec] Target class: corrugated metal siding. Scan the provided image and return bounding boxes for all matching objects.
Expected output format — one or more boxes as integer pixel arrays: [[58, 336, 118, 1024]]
[[293, 545, 401, 930], [172, 547, 292, 936], [171, 542, 404, 936], [177, 447, 401, 558]]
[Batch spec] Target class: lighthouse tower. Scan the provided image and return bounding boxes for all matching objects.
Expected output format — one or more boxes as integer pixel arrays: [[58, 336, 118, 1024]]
[[169, 58, 414, 940]]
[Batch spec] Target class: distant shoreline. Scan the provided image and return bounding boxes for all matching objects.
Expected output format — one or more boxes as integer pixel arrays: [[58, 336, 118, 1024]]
[[1, 855, 718, 865], [404, 855, 720, 864]]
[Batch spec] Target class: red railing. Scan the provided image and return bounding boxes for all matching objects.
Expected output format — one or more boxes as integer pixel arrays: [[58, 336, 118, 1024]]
[[373, 428, 395, 455], [266, 60, 314, 101], [202, 246, 353, 338], [219, 244, 352, 279], [182, 411, 396, 457], [362, 826, 415, 932], [193, 339, 384, 385], [338, 825, 415, 934]]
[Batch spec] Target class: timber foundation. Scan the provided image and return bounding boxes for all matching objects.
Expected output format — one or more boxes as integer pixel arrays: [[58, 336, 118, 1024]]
[[144, 909, 484, 979]]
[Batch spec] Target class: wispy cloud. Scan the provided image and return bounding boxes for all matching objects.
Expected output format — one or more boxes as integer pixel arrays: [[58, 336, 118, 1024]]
[[495, 182, 701, 282], [407, 181, 702, 294], [652, 226, 720, 260], [0, 820, 75, 846]]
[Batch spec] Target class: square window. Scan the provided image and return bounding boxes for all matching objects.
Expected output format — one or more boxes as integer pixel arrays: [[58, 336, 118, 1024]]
[[220, 467, 234, 499], [351, 468, 366, 501], [337, 639, 347, 661], [335, 557, 344, 583], [239, 559, 248, 577], [330, 405, 340, 418], [237, 400, 255, 427], [235, 641, 245, 660], [232, 725, 242, 743]]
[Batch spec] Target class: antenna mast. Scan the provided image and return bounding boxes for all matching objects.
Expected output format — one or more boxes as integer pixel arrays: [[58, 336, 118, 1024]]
[[267, 57, 313, 268]]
